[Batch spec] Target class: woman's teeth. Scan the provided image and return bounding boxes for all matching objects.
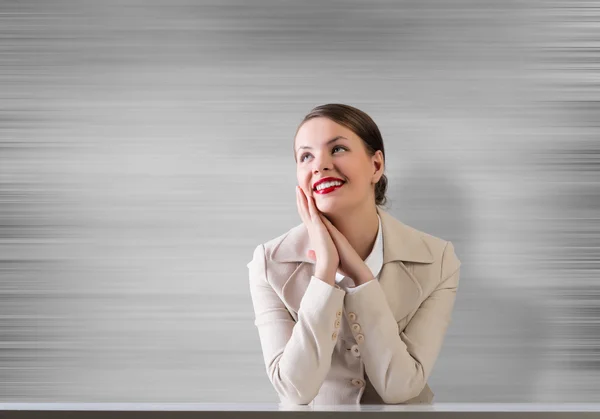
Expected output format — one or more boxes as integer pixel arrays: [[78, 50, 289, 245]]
[[316, 181, 343, 191]]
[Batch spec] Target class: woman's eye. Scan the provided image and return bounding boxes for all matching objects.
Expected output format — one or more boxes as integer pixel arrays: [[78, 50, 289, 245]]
[[300, 146, 345, 163]]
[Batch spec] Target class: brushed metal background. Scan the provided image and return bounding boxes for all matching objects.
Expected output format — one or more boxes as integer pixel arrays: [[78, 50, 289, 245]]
[[0, 0, 598, 403]]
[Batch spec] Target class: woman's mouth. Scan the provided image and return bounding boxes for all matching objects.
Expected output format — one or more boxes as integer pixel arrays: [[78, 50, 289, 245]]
[[313, 182, 345, 195]]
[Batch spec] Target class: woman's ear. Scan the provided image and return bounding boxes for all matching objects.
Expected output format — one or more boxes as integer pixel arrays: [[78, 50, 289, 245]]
[[371, 150, 384, 183]]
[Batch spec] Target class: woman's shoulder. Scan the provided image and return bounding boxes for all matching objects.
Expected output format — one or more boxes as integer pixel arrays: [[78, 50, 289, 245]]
[[248, 221, 308, 266], [379, 209, 461, 275], [381, 209, 454, 251], [403, 220, 453, 255]]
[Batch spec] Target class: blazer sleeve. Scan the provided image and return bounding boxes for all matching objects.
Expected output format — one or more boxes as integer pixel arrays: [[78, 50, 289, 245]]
[[343, 241, 461, 404], [247, 244, 346, 405]]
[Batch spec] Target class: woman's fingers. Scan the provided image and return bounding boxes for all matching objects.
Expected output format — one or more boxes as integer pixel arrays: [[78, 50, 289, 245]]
[[296, 186, 309, 225], [322, 214, 340, 242], [297, 185, 318, 225], [305, 189, 320, 222]]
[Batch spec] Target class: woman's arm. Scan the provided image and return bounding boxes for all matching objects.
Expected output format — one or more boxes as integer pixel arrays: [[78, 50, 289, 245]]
[[343, 241, 461, 404], [248, 243, 345, 405]]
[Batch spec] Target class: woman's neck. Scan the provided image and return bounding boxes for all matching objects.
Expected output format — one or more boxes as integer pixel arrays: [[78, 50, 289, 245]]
[[326, 203, 380, 261]]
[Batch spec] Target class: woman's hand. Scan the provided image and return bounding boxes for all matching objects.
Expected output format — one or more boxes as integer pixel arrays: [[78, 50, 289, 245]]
[[296, 186, 339, 285], [309, 215, 375, 286]]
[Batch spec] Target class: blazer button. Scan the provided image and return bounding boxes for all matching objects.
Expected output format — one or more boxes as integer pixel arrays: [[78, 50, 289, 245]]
[[334, 319, 341, 328], [332, 331, 338, 341], [356, 334, 364, 343], [351, 323, 361, 333], [348, 312, 357, 322], [351, 344, 360, 357], [336, 310, 342, 318], [351, 378, 365, 387]]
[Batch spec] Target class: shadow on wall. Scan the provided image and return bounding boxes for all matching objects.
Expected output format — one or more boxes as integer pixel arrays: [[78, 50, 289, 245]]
[[385, 160, 547, 402], [529, 137, 600, 401]]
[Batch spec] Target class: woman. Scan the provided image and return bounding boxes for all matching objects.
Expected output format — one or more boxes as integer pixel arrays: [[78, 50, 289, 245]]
[[247, 104, 461, 406]]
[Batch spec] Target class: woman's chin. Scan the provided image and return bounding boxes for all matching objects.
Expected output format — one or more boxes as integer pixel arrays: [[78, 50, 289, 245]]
[[315, 199, 344, 215]]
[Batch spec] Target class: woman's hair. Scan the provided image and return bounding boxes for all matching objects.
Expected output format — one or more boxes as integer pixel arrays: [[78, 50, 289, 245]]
[[294, 103, 388, 207]]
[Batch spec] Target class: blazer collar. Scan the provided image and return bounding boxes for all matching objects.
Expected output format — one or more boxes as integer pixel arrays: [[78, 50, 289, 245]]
[[270, 207, 435, 265]]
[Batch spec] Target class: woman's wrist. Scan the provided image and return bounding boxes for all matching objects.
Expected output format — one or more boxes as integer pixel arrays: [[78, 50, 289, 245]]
[[314, 267, 337, 286]]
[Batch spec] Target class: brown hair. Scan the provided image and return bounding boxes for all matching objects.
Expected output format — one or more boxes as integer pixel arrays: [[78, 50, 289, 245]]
[[294, 103, 388, 207]]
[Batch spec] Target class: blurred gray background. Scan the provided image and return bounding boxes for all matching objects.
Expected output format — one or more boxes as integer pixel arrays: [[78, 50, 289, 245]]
[[1, 0, 599, 403]]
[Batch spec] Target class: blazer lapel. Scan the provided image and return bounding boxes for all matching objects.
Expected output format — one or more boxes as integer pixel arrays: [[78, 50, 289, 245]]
[[270, 222, 314, 317], [271, 208, 435, 318], [377, 209, 435, 321]]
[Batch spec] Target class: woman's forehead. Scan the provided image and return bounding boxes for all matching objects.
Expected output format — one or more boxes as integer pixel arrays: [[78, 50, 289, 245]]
[[296, 122, 357, 146], [298, 117, 350, 134]]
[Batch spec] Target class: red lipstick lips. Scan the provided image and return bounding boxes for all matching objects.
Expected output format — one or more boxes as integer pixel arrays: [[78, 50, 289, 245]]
[[313, 177, 345, 195]]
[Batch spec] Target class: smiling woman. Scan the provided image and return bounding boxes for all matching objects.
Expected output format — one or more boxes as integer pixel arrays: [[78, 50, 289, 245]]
[[247, 103, 461, 406], [294, 105, 388, 209]]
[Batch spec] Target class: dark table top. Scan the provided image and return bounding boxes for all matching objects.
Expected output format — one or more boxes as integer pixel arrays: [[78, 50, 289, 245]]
[[1, 403, 600, 418]]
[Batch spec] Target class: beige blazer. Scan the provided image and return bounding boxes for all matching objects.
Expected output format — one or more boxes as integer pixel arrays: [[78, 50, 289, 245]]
[[247, 207, 461, 406]]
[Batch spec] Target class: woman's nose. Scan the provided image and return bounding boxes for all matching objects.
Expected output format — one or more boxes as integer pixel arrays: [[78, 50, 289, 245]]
[[313, 155, 332, 174]]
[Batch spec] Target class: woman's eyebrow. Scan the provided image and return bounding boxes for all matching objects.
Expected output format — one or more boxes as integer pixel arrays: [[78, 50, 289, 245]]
[[296, 136, 348, 153]]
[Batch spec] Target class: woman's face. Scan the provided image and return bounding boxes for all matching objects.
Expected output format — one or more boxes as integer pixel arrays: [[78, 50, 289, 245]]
[[294, 117, 383, 215]]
